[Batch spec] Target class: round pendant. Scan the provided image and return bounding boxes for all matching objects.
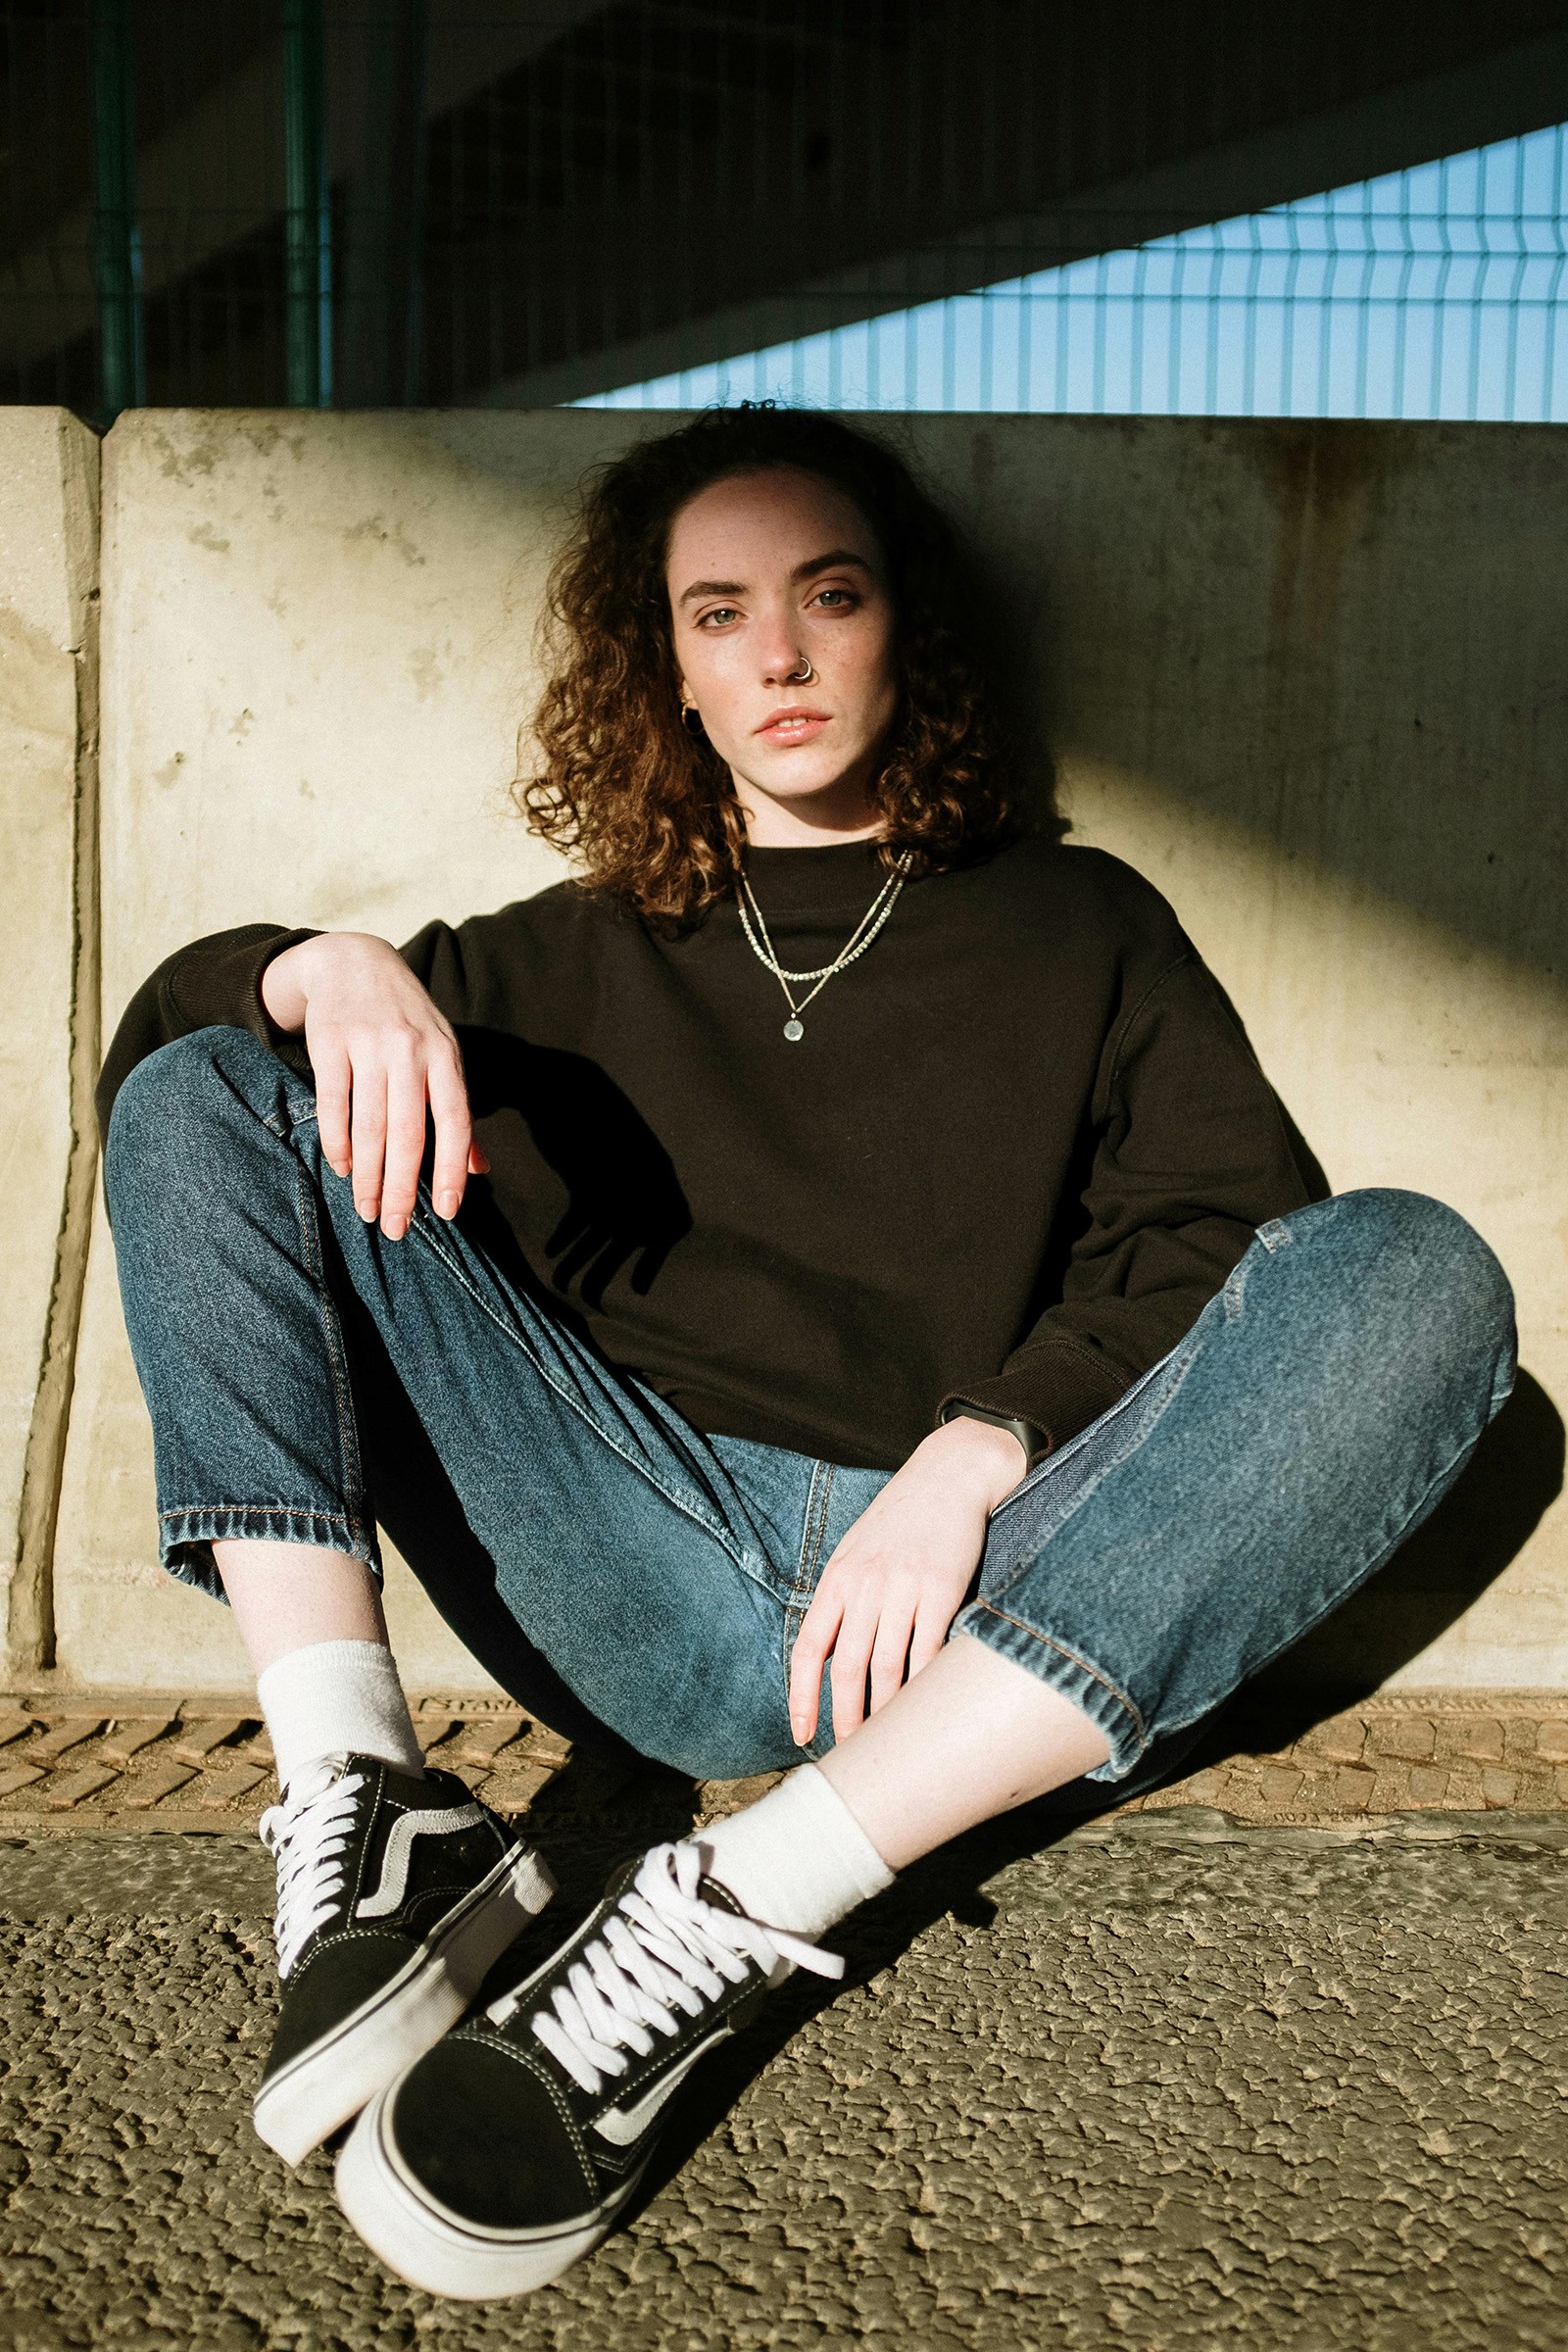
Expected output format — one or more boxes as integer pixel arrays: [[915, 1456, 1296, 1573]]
[[783, 1017, 805, 1041]]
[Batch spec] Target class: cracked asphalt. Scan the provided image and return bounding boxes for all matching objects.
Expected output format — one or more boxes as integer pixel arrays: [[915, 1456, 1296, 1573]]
[[4, 1804, 1568, 2350]]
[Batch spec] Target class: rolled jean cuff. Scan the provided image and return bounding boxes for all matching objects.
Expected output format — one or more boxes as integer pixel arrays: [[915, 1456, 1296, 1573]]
[[953, 1596, 1149, 1781], [159, 1504, 383, 1605]]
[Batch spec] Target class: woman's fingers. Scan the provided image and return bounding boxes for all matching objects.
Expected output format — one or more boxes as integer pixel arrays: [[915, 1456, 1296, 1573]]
[[330, 1032, 472, 1241], [906, 1604, 950, 1684], [379, 1046, 431, 1239], [867, 1592, 918, 1720], [312, 1037, 354, 1180], [349, 1056, 389, 1225], [828, 1596, 881, 1742], [284, 943, 476, 1232], [788, 1582, 845, 1744], [426, 1047, 474, 1220]]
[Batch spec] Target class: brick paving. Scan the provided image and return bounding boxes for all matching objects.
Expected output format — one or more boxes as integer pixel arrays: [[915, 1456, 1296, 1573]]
[[3, 1689, 1568, 1835]]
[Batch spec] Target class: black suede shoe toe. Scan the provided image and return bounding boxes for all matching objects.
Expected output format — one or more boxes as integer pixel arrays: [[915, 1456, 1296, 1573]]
[[252, 1753, 554, 2165]]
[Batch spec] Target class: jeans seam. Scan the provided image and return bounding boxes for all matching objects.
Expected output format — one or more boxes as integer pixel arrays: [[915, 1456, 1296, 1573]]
[[787, 1461, 836, 1637], [280, 1077, 744, 1566], [962, 1603, 1151, 1752], [159, 1503, 360, 1523], [988, 1349, 1178, 1524], [802, 1463, 835, 1592], [294, 1153, 368, 1534], [407, 1209, 748, 1566], [983, 1347, 1200, 1606]]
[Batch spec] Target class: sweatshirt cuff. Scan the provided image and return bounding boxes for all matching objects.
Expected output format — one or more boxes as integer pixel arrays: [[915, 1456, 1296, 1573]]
[[938, 1345, 1130, 1459], [170, 926, 319, 1074]]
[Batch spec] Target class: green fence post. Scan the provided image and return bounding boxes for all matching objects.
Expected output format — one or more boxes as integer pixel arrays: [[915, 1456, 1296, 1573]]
[[284, 0, 332, 406], [339, 0, 429, 406], [90, 0, 143, 424]]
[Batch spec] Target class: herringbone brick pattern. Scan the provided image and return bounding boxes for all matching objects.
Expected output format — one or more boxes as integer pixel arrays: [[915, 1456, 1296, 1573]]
[[1145, 1699, 1568, 1823], [3, 1690, 1568, 1835]]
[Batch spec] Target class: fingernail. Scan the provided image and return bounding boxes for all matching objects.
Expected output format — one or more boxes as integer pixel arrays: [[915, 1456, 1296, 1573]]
[[357, 1201, 376, 1222], [384, 1217, 407, 1242], [436, 1190, 460, 1219]]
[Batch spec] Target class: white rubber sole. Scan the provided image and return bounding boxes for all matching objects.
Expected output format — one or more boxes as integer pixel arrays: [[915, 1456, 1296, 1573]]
[[336, 2082, 644, 2300], [253, 1845, 555, 2166]]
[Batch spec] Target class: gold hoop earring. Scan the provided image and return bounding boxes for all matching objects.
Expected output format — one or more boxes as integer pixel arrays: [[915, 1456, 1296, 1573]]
[[680, 702, 706, 737]]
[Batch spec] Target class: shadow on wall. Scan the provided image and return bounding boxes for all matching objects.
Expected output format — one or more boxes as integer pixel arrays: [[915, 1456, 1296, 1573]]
[[1252, 1366, 1566, 1711], [934, 415, 1566, 1701], [460, 1025, 693, 1307], [931, 415, 1568, 986]]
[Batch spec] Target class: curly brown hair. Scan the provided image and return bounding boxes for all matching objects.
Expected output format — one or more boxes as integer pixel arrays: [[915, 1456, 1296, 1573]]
[[518, 406, 1016, 926]]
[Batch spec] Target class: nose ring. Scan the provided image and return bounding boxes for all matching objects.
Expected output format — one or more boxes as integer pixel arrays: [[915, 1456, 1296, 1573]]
[[790, 657, 814, 684]]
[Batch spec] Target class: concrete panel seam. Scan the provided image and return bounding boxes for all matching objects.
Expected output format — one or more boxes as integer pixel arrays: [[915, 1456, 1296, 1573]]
[[9, 413, 102, 1677]]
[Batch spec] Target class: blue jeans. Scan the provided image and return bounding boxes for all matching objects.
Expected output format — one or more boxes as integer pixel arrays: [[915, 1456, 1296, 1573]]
[[104, 1028, 1517, 1786]]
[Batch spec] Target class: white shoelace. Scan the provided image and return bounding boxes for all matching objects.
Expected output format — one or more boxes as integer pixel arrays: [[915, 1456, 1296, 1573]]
[[259, 1756, 366, 1979], [491, 1841, 843, 2098]]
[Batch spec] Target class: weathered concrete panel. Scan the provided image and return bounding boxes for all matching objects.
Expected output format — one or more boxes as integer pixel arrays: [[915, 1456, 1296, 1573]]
[[50, 408, 1567, 1695], [0, 410, 99, 1682], [55, 411, 638, 1691], [937, 416, 1567, 1691]]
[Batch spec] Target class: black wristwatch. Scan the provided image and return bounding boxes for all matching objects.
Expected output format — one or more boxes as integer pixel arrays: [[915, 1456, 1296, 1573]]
[[939, 1399, 1051, 1471]]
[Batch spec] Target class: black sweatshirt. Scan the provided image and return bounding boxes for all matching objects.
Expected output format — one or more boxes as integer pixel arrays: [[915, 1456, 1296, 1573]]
[[97, 835, 1311, 1471]]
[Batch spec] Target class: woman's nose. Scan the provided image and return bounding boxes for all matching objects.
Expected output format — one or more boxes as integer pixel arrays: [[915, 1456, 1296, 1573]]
[[760, 626, 807, 684]]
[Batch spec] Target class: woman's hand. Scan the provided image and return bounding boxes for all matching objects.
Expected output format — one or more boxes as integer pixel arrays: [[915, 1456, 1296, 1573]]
[[787, 1416, 1028, 1744], [260, 933, 486, 1240]]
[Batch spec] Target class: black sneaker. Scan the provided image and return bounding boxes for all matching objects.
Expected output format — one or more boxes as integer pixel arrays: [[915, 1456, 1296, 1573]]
[[252, 1753, 555, 2165], [335, 1838, 841, 2299]]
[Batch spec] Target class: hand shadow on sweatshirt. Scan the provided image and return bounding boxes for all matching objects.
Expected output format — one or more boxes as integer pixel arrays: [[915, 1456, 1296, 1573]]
[[458, 1025, 693, 1311]]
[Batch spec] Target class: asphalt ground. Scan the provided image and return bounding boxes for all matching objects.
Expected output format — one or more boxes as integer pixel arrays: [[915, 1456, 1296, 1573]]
[[4, 1790, 1568, 2351]]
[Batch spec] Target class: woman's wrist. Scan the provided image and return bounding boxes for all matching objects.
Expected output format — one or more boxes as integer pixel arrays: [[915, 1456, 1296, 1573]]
[[258, 937, 319, 1034], [911, 1414, 1027, 1511], [259, 931, 390, 1034]]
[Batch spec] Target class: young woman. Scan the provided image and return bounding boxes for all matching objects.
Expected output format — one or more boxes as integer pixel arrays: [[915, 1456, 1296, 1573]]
[[98, 406, 1515, 2301]]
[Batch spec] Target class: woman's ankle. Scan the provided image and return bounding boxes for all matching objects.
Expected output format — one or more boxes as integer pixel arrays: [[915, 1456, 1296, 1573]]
[[257, 1638, 423, 1790], [213, 1538, 388, 1676]]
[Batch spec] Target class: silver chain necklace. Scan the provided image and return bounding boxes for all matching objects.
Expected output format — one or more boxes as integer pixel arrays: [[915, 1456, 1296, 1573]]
[[736, 854, 911, 1041]]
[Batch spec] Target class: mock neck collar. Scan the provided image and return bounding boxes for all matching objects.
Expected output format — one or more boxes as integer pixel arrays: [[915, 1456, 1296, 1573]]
[[738, 839, 894, 916]]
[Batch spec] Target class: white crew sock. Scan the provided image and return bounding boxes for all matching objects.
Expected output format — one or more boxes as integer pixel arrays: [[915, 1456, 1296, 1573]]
[[256, 1639, 424, 1792], [699, 1763, 894, 1941]]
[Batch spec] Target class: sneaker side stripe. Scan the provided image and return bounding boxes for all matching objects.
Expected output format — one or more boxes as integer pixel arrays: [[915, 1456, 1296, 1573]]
[[357, 1803, 486, 1919], [591, 2027, 733, 2145]]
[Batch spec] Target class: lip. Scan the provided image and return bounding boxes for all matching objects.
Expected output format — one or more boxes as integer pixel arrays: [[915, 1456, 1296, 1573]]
[[755, 705, 831, 739]]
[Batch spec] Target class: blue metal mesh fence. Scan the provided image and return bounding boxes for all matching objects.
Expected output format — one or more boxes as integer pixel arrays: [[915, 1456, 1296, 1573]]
[[3, 4, 1565, 424], [586, 122, 1568, 421]]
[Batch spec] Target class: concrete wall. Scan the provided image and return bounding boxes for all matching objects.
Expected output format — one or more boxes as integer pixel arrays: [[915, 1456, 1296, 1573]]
[[0, 410, 99, 1685], [54, 412, 631, 1691], [936, 416, 1568, 1692], [28, 406, 1568, 1697]]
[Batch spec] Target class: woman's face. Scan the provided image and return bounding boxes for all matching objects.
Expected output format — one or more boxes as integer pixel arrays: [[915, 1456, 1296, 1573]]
[[664, 466, 899, 844]]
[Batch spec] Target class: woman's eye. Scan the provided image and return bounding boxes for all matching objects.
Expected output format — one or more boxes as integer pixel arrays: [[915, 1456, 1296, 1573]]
[[701, 606, 740, 627], [814, 587, 854, 610]]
